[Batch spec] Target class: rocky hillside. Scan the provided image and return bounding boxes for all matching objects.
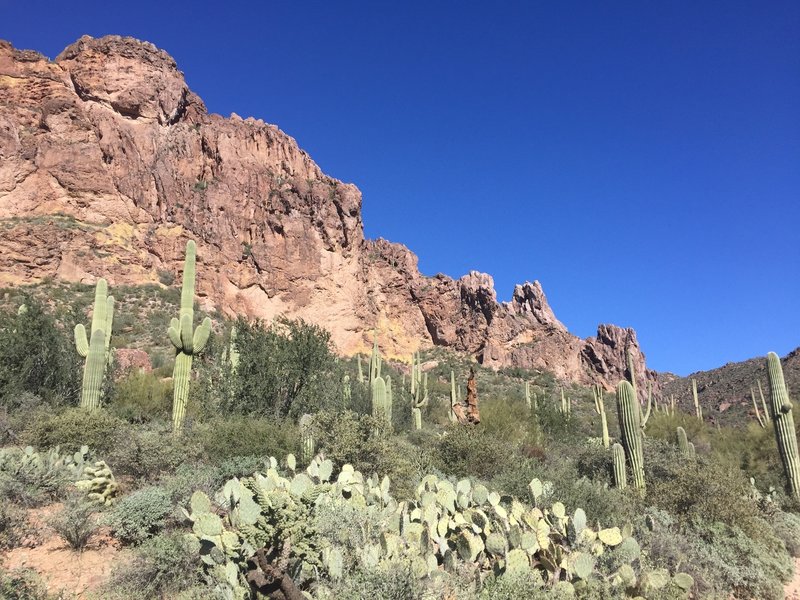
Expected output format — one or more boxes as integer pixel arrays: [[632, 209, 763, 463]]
[[660, 348, 800, 424], [0, 34, 656, 390]]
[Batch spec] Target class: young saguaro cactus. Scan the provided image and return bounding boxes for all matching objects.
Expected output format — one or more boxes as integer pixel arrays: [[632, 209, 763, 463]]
[[612, 443, 627, 490], [592, 384, 610, 448], [766, 352, 800, 500], [449, 370, 458, 423], [616, 380, 645, 491], [371, 376, 391, 429], [692, 379, 703, 421], [168, 241, 212, 435], [676, 426, 692, 458], [74, 278, 115, 410], [412, 371, 428, 430]]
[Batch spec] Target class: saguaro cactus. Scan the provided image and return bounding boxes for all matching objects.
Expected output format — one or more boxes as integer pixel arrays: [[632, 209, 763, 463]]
[[692, 379, 702, 421], [368, 333, 381, 385], [676, 426, 693, 458], [300, 414, 315, 465], [371, 376, 391, 427], [168, 241, 212, 435], [449, 370, 458, 423], [592, 384, 610, 448], [616, 380, 645, 491], [75, 278, 115, 410], [612, 443, 627, 490], [412, 372, 428, 430], [766, 352, 800, 500]]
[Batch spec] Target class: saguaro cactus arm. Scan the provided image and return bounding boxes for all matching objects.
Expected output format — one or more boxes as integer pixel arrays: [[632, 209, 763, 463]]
[[75, 324, 89, 358]]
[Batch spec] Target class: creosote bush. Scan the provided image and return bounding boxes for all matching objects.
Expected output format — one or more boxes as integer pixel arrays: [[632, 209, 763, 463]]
[[48, 493, 98, 551], [22, 408, 126, 456]]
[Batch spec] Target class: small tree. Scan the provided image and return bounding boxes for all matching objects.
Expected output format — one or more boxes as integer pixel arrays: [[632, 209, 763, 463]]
[[0, 297, 80, 405], [227, 317, 342, 418]]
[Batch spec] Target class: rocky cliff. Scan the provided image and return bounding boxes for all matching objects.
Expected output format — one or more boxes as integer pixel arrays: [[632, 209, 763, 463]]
[[0, 35, 656, 390]]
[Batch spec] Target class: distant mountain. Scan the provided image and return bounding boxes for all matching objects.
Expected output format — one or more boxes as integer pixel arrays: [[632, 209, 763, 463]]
[[0, 34, 672, 390], [659, 348, 800, 425]]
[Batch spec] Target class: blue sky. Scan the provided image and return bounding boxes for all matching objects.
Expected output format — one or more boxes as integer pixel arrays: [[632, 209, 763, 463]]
[[4, 1, 799, 375]]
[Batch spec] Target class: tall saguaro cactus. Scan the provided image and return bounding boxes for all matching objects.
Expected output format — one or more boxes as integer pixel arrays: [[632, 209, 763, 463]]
[[412, 371, 428, 430], [168, 241, 212, 435], [449, 370, 458, 423], [766, 352, 800, 500], [371, 376, 391, 428], [616, 381, 645, 491], [75, 278, 115, 410]]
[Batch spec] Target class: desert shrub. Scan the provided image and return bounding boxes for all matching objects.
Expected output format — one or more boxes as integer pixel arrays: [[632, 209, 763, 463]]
[[159, 462, 220, 505], [770, 509, 800, 557], [645, 439, 761, 536], [331, 561, 423, 600], [197, 416, 298, 461], [0, 297, 80, 405], [48, 493, 98, 550], [685, 518, 792, 600], [22, 407, 127, 456], [0, 447, 70, 507], [107, 426, 200, 481], [312, 411, 432, 499], [433, 424, 515, 480], [106, 486, 172, 544], [0, 501, 35, 550], [0, 566, 50, 600], [226, 316, 343, 418], [104, 533, 206, 599], [109, 371, 172, 423]]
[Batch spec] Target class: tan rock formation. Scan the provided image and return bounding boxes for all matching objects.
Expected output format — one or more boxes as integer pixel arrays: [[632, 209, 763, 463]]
[[0, 35, 655, 389]]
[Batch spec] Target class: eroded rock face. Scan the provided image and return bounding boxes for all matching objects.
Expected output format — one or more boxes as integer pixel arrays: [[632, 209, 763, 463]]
[[0, 35, 654, 387]]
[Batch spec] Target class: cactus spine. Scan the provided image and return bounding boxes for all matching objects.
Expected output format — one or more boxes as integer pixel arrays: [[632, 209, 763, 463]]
[[612, 443, 627, 489], [766, 352, 800, 500], [616, 381, 645, 491], [75, 278, 114, 410], [168, 241, 212, 435], [692, 378, 702, 421], [592, 384, 610, 448]]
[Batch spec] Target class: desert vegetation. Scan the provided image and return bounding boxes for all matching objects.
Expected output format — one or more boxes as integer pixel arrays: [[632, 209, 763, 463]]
[[0, 241, 798, 600]]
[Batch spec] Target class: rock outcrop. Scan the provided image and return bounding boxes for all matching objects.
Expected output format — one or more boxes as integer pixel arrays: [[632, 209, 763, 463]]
[[0, 35, 656, 388]]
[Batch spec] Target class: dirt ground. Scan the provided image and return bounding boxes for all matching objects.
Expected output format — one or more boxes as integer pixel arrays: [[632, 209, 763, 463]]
[[1, 505, 127, 599], [786, 558, 800, 600]]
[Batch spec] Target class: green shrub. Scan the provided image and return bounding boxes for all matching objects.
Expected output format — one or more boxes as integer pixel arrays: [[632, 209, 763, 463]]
[[22, 408, 127, 456], [0, 501, 35, 550], [48, 493, 98, 550], [331, 561, 423, 600], [106, 486, 172, 544], [433, 424, 515, 480], [107, 426, 200, 481], [0, 297, 80, 405], [158, 462, 220, 506], [197, 416, 298, 461], [226, 316, 344, 418], [109, 372, 172, 423], [312, 411, 432, 500], [771, 509, 800, 557], [0, 566, 50, 600], [104, 533, 206, 599], [0, 447, 70, 507]]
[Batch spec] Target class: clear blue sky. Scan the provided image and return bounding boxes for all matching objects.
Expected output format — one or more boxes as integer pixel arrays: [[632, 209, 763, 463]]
[[4, 1, 799, 376]]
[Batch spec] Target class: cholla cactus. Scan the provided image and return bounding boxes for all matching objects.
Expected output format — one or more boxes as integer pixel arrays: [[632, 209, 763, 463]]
[[766, 352, 800, 500], [74, 278, 114, 410], [168, 241, 212, 435]]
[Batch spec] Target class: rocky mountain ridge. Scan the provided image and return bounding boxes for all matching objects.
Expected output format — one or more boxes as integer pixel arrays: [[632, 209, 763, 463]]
[[0, 34, 656, 390]]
